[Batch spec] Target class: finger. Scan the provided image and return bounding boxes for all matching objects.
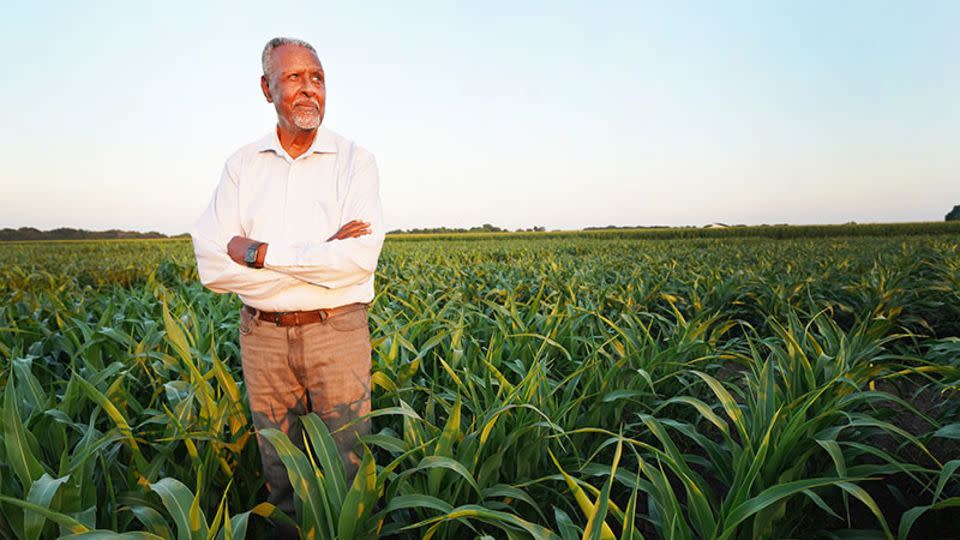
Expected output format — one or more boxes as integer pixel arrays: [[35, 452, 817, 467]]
[[328, 221, 371, 239], [329, 227, 371, 241], [328, 230, 360, 241], [336, 220, 367, 233], [340, 220, 370, 232], [330, 227, 363, 239], [340, 229, 371, 239], [341, 224, 372, 236], [333, 222, 370, 238], [331, 231, 369, 241]]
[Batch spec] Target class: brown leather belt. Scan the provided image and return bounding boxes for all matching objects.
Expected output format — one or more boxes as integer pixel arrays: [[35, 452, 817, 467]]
[[244, 303, 367, 327]]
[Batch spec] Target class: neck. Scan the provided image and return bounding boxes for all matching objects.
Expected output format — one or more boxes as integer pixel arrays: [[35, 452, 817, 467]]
[[276, 124, 317, 159]]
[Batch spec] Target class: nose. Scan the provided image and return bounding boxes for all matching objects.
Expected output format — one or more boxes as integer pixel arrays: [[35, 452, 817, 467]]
[[301, 78, 323, 97]]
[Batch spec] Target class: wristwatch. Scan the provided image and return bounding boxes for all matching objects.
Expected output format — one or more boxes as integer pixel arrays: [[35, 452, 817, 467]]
[[244, 242, 263, 268]]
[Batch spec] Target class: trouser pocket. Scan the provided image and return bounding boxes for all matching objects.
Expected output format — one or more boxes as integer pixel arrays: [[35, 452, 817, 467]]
[[327, 306, 369, 332], [239, 306, 259, 335]]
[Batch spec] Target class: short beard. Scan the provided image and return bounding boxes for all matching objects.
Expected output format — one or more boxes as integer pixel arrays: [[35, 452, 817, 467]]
[[292, 109, 321, 130]]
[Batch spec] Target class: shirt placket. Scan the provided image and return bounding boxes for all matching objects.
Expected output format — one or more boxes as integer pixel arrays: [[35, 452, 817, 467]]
[[282, 155, 295, 236]]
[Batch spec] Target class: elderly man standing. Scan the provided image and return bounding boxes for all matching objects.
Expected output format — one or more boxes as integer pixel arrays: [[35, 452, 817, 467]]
[[190, 36, 384, 535]]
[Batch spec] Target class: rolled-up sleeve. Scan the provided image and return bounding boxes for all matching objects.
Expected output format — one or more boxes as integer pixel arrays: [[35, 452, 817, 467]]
[[191, 155, 302, 298], [263, 155, 385, 289]]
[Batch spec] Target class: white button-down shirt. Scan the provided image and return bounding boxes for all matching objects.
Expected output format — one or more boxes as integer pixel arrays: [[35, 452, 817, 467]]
[[190, 126, 384, 311]]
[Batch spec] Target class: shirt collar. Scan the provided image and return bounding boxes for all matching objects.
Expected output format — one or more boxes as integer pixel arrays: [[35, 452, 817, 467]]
[[256, 126, 338, 158]]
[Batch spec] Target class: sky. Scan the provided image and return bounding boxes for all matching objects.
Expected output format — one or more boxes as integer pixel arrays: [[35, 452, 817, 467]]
[[1, 1, 957, 234]]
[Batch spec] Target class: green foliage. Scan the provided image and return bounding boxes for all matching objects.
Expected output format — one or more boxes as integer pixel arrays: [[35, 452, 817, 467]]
[[0, 235, 958, 538]]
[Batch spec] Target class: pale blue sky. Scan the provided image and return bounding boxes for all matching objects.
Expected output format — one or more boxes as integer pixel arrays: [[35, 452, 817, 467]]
[[1, 1, 957, 234]]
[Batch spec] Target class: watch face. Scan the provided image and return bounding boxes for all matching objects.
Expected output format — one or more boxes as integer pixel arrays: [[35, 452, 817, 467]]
[[245, 244, 259, 264]]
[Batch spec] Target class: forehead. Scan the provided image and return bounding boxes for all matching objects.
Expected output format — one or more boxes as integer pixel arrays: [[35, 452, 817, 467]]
[[271, 44, 323, 73]]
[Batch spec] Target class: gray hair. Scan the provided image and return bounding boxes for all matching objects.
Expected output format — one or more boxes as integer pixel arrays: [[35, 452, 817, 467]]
[[261, 37, 318, 79]]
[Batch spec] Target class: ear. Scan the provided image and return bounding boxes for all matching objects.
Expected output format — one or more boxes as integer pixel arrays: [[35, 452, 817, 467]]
[[260, 75, 273, 103]]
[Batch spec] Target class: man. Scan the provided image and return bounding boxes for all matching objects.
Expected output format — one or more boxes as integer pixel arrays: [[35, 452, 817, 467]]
[[190, 36, 384, 534]]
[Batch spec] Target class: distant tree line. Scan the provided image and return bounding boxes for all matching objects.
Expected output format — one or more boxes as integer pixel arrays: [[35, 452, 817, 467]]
[[9, 211, 960, 242], [584, 224, 674, 230], [947, 206, 960, 221], [0, 227, 185, 242], [388, 223, 516, 235], [387, 221, 960, 242]]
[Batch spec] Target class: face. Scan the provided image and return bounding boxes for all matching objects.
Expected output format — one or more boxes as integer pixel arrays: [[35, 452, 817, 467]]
[[261, 44, 326, 131]]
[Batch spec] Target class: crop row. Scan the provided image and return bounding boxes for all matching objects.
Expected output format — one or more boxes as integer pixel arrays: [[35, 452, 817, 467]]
[[0, 236, 957, 538]]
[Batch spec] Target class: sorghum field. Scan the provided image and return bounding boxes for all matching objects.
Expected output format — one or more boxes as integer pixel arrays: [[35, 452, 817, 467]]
[[1, 227, 959, 539]]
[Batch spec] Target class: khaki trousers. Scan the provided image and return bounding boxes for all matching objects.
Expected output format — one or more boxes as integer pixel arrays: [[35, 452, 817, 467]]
[[238, 305, 372, 534]]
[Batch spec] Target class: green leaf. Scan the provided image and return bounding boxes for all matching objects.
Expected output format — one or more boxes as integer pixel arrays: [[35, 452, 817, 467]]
[[217, 510, 253, 540], [162, 299, 192, 364], [429, 393, 461, 494], [816, 440, 847, 478], [480, 484, 542, 519], [248, 502, 298, 531], [548, 449, 616, 540], [383, 494, 454, 515], [415, 456, 481, 496], [149, 478, 207, 540], [259, 428, 323, 540], [301, 413, 348, 512], [933, 460, 960, 503], [3, 376, 45, 491], [204, 476, 230, 540], [639, 415, 717, 537], [835, 482, 891, 539], [720, 477, 863, 538], [691, 371, 749, 448], [933, 423, 960, 440], [621, 470, 644, 540], [898, 497, 960, 540], [583, 434, 621, 540], [60, 532, 168, 539], [127, 505, 176, 540], [13, 357, 47, 414], [0, 495, 90, 535], [410, 504, 560, 540], [661, 396, 729, 436], [553, 507, 581, 540], [338, 445, 377, 540], [799, 489, 842, 521], [73, 371, 140, 454], [24, 473, 71, 540]]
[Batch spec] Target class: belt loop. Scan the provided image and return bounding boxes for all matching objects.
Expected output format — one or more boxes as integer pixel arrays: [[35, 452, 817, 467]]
[[243, 305, 262, 327]]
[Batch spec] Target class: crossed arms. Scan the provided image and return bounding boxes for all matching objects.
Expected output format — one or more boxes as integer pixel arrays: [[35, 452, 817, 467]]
[[190, 153, 384, 298], [225, 219, 371, 270]]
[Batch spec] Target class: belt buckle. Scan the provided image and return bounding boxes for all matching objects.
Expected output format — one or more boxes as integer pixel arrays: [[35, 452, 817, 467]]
[[273, 312, 289, 326], [319, 309, 329, 322]]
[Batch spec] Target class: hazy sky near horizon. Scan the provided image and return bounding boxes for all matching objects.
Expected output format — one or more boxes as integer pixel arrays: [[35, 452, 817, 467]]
[[1, 1, 957, 234]]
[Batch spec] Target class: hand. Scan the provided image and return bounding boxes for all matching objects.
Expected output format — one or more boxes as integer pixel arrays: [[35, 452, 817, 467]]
[[228, 236, 263, 266], [327, 220, 371, 241]]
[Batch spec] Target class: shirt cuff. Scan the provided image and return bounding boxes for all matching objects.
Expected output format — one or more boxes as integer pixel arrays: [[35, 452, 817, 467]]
[[263, 241, 301, 267]]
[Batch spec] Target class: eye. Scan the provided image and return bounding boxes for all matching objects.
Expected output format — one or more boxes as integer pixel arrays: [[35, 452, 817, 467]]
[[312, 75, 324, 83], [288, 74, 299, 80]]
